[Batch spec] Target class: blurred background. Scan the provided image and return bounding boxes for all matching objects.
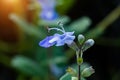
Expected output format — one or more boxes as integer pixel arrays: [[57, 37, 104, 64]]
[[0, 0, 120, 80]]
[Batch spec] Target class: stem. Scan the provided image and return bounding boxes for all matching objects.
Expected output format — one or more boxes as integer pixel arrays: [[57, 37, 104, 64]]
[[76, 48, 82, 80], [76, 50, 81, 80], [58, 22, 65, 32], [78, 64, 81, 80], [48, 28, 65, 33]]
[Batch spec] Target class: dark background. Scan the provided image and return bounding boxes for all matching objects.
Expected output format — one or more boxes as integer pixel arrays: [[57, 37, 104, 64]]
[[68, 0, 120, 80]]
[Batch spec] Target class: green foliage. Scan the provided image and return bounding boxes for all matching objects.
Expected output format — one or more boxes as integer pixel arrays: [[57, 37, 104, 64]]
[[11, 56, 44, 76], [39, 16, 70, 26], [65, 17, 91, 34], [59, 63, 92, 80], [56, 0, 75, 14], [9, 14, 45, 38], [60, 73, 71, 80], [60, 73, 86, 80]]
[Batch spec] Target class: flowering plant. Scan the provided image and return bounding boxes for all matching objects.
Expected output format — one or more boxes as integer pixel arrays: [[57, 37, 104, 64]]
[[39, 23, 95, 80], [39, 23, 75, 47]]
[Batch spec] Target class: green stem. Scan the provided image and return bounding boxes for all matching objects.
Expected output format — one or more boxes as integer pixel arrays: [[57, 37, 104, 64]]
[[78, 64, 80, 80], [76, 48, 83, 80], [76, 50, 81, 80]]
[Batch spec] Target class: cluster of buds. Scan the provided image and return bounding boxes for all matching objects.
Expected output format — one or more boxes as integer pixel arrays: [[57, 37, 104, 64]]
[[68, 34, 94, 66], [66, 66, 95, 80]]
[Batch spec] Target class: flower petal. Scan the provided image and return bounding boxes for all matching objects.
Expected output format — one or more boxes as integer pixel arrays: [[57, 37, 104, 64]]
[[55, 32, 75, 46], [39, 36, 55, 48], [64, 36, 75, 45], [61, 32, 75, 45], [39, 31, 75, 47], [65, 31, 75, 35]]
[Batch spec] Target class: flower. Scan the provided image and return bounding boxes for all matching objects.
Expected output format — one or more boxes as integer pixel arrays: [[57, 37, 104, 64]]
[[38, 0, 58, 20], [39, 32, 75, 48], [40, 10, 58, 20], [39, 24, 75, 48]]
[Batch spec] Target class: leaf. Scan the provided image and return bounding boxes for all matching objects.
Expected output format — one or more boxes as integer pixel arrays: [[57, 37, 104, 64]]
[[81, 77, 86, 80], [9, 13, 45, 38], [49, 56, 67, 65], [60, 73, 86, 80], [39, 16, 70, 26], [66, 17, 91, 33], [56, 0, 75, 14], [85, 6, 120, 39], [11, 56, 44, 76], [60, 73, 71, 80]]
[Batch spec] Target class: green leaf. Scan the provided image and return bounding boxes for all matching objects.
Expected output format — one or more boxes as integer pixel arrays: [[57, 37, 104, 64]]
[[81, 77, 86, 80], [60, 73, 71, 80], [56, 0, 75, 14], [49, 56, 67, 64], [39, 16, 70, 26], [70, 62, 91, 72], [11, 56, 44, 76], [85, 6, 120, 39], [60, 73, 86, 80], [9, 14, 45, 38], [66, 17, 91, 33]]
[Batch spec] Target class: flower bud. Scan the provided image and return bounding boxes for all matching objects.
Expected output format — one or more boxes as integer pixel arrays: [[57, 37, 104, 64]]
[[67, 42, 79, 51], [78, 34, 85, 45], [66, 67, 77, 76], [77, 57, 83, 65], [82, 39, 94, 52], [81, 66, 95, 77]]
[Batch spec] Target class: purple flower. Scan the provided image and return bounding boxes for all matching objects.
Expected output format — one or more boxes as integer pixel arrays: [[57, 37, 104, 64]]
[[40, 10, 58, 20], [39, 23, 75, 48], [39, 32, 75, 48], [38, 0, 58, 20]]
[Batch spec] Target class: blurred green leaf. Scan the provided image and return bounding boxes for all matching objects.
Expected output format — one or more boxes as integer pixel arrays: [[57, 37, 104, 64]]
[[60, 73, 71, 80], [9, 14, 45, 38], [0, 41, 13, 52], [17, 74, 26, 80], [0, 53, 11, 67], [39, 16, 70, 26], [85, 6, 120, 39], [56, 0, 75, 14], [80, 63, 90, 71], [35, 48, 47, 62], [60, 73, 86, 80], [39, 56, 67, 67], [81, 77, 86, 80], [49, 56, 67, 64], [11, 56, 44, 76], [66, 17, 91, 34]]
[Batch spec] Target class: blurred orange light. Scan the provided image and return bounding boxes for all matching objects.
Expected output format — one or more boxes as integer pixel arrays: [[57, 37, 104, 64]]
[[0, 0, 33, 43]]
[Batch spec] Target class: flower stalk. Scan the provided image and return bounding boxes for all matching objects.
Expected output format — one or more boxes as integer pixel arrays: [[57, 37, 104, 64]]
[[76, 48, 83, 80]]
